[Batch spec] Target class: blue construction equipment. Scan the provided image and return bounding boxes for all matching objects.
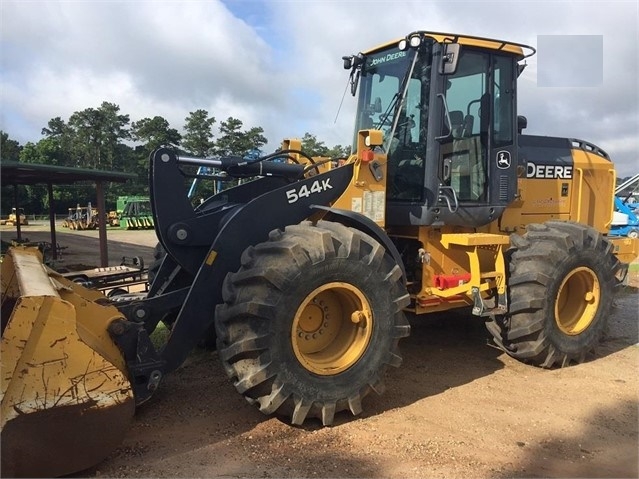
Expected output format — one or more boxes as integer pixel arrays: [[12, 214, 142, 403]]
[[610, 174, 639, 238]]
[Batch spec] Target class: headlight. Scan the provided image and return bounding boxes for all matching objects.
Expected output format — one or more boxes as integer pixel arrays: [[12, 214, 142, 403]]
[[409, 34, 422, 48]]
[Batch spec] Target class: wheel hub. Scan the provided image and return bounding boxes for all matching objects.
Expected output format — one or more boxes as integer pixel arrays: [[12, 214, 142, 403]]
[[555, 266, 601, 335], [298, 303, 324, 333], [292, 282, 372, 375]]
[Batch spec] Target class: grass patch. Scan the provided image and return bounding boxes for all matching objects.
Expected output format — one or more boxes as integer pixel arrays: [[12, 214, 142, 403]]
[[149, 321, 215, 360], [150, 322, 170, 349]]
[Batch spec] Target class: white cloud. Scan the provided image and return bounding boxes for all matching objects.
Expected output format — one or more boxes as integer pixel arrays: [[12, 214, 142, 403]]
[[1, 0, 637, 176], [1, 0, 285, 144], [264, 0, 638, 175]]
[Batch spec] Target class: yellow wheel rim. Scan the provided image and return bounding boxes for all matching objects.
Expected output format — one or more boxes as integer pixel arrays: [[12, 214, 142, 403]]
[[555, 266, 600, 335], [292, 282, 373, 375]]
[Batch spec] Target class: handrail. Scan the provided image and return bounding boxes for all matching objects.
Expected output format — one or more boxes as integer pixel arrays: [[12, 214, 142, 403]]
[[438, 184, 459, 213], [604, 169, 616, 229], [574, 167, 584, 223]]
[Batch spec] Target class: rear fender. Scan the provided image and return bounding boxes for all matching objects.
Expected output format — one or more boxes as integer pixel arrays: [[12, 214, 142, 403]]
[[311, 205, 407, 284]]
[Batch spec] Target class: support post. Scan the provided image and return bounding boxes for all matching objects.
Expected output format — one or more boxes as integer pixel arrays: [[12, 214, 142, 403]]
[[96, 181, 108, 267], [13, 184, 22, 241], [47, 183, 58, 260]]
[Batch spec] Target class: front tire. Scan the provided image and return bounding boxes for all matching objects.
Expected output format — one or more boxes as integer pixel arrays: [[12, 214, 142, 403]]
[[486, 222, 622, 368], [215, 221, 410, 425]]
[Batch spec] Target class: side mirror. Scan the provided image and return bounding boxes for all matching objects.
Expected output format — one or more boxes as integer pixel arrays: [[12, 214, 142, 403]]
[[440, 43, 460, 75], [517, 62, 527, 77], [517, 115, 528, 134]]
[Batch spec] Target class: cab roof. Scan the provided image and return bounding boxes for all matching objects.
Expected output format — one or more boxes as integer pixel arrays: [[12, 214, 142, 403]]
[[366, 30, 536, 59]]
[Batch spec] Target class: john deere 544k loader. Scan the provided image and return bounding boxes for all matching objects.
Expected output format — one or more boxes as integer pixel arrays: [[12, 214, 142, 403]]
[[2, 30, 637, 477]]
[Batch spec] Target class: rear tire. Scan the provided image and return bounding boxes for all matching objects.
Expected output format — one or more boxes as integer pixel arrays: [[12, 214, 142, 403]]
[[486, 221, 622, 368], [215, 221, 410, 425]]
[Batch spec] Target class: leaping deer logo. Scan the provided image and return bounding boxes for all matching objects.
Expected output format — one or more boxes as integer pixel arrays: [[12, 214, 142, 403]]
[[497, 151, 511, 169]]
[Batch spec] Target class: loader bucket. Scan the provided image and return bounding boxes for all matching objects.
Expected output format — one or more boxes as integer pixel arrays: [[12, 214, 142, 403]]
[[1, 247, 135, 478]]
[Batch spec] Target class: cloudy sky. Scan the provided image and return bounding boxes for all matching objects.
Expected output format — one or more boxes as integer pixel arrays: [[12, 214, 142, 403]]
[[1, 0, 637, 176]]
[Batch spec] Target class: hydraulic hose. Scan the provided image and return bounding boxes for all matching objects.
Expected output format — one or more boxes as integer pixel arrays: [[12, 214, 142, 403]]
[[177, 154, 307, 180]]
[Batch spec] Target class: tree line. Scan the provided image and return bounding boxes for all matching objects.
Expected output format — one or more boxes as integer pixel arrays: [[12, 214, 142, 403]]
[[0, 101, 350, 215]]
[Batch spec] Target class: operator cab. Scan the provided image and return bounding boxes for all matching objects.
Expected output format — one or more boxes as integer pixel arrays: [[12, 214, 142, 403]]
[[345, 31, 535, 227]]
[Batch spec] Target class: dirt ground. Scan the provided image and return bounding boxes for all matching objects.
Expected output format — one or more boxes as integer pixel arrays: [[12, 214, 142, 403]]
[[2, 223, 638, 479]]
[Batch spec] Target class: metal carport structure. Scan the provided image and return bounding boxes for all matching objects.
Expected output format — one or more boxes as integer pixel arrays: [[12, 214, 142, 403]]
[[0, 160, 137, 266]]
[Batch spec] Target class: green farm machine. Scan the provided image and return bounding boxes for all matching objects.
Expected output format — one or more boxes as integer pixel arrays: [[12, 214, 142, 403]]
[[115, 196, 154, 230]]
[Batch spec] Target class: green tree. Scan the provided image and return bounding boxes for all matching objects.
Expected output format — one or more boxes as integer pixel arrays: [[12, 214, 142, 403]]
[[131, 116, 181, 153], [130, 116, 181, 195], [214, 117, 244, 156], [40, 117, 74, 166], [69, 107, 102, 167], [98, 102, 131, 169], [298, 133, 350, 159], [181, 110, 218, 202], [326, 144, 351, 159], [67, 102, 130, 169], [1, 131, 23, 161], [36, 131, 72, 166], [40, 104, 133, 209], [0, 139, 60, 215], [244, 126, 268, 153], [105, 143, 142, 204], [41, 117, 69, 138], [19, 140, 96, 211], [182, 109, 215, 156], [215, 117, 267, 157], [20, 140, 50, 164], [1, 132, 24, 215], [300, 132, 328, 156]]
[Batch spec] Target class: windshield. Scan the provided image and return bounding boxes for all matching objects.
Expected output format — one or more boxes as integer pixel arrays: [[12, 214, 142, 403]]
[[352, 41, 433, 153], [352, 41, 434, 201]]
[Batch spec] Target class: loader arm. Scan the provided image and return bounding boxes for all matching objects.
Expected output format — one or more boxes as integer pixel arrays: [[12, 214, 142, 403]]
[[110, 148, 356, 404]]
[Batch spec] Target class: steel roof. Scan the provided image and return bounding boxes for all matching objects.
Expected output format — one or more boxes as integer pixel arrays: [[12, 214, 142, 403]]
[[1, 160, 137, 186]]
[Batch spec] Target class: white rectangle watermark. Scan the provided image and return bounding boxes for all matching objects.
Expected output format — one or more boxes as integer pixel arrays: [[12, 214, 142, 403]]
[[537, 35, 603, 87]]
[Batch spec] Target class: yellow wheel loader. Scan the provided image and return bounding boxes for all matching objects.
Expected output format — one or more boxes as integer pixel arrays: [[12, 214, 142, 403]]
[[2, 30, 637, 477], [0, 208, 29, 226]]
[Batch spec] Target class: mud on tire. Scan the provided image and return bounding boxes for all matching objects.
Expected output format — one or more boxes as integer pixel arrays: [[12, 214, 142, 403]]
[[215, 220, 411, 425], [486, 221, 624, 368]]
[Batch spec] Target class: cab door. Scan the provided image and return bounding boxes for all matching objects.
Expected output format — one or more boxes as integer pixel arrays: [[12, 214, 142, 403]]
[[436, 48, 518, 224]]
